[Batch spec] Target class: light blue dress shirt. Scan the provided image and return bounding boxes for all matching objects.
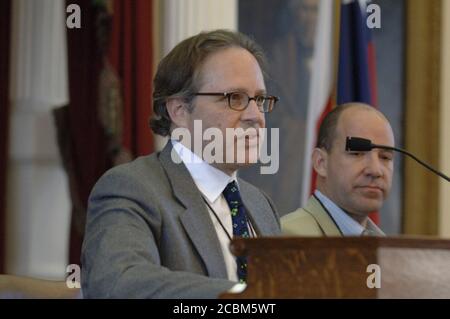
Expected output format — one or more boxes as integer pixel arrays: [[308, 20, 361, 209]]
[[314, 190, 385, 236]]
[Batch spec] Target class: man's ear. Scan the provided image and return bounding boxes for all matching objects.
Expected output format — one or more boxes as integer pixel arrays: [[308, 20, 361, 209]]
[[312, 147, 328, 178], [166, 97, 190, 128]]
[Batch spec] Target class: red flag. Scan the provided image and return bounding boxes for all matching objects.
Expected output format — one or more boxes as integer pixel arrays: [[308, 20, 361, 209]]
[[301, 0, 336, 204]]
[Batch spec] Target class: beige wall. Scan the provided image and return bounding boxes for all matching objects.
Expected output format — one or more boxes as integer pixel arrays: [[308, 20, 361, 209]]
[[439, 0, 450, 237]]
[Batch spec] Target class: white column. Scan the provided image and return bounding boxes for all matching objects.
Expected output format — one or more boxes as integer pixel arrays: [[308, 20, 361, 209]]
[[162, 0, 237, 54], [154, 0, 238, 151], [7, 0, 70, 280], [439, 0, 450, 237]]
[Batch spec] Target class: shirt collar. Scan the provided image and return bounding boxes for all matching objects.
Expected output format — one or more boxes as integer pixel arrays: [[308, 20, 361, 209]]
[[171, 140, 236, 203], [314, 190, 367, 236]]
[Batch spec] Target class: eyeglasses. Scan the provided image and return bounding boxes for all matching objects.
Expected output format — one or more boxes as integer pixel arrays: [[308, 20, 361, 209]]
[[194, 92, 279, 113]]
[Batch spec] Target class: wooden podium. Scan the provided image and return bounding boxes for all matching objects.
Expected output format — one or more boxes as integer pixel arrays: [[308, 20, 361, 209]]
[[221, 237, 450, 298]]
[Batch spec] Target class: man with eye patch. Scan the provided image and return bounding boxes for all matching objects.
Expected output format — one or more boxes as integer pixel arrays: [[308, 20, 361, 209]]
[[281, 103, 394, 237]]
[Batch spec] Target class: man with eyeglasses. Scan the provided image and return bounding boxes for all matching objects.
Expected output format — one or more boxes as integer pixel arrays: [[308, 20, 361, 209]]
[[81, 30, 281, 298]]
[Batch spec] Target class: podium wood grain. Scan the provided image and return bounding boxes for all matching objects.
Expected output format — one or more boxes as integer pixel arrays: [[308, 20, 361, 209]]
[[220, 237, 450, 298]]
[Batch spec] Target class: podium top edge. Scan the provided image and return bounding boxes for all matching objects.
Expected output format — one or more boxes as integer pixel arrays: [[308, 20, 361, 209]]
[[230, 236, 450, 254]]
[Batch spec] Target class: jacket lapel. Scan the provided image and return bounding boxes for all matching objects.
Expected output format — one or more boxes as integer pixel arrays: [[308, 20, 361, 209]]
[[304, 196, 342, 236], [158, 143, 228, 279], [238, 179, 280, 236]]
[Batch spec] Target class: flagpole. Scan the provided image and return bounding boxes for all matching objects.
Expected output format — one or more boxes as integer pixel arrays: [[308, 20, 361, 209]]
[[331, 0, 341, 107]]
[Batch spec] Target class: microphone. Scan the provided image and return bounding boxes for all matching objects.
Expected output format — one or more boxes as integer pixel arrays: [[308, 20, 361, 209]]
[[345, 136, 450, 182]]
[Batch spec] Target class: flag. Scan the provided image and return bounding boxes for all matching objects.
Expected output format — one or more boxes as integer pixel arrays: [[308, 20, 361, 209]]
[[301, 0, 336, 205], [302, 0, 380, 225], [337, 0, 380, 223], [337, 0, 377, 106]]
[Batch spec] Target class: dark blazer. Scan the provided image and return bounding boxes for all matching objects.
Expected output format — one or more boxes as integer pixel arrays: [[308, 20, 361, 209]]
[[81, 142, 280, 298]]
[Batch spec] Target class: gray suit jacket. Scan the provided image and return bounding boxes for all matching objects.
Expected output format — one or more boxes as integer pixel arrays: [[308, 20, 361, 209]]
[[81, 142, 280, 298]]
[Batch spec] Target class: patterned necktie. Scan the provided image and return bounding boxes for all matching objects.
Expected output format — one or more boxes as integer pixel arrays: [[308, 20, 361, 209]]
[[222, 181, 250, 283]]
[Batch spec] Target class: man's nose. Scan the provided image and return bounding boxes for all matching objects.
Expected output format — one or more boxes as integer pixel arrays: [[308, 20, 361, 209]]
[[364, 152, 383, 178], [241, 99, 265, 125]]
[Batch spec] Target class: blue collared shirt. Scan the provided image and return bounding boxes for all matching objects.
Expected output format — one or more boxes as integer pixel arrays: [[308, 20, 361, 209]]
[[314, 190, 385, 236]]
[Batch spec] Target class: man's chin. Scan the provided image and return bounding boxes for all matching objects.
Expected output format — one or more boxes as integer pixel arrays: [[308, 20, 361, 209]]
[[224, 161, 255, 170], [356, 186, 385, 198], [356, 200, 382, 215], [233, 144, 260, 162]]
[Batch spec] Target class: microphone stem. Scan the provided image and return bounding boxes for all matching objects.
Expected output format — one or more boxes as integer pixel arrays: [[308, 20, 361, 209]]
[[372, 144, 450, 182]]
